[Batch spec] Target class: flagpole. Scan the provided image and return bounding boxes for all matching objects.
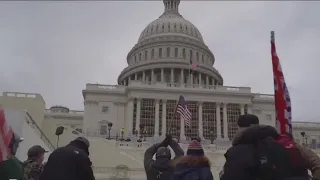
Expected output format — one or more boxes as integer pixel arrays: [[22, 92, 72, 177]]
[[167, 100, 178, 135]]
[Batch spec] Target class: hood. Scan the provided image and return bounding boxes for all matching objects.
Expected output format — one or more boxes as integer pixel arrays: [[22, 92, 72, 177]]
[[232, 127, 249, 146], [233, 125, 279, 146], [173, 156, 210, 178]]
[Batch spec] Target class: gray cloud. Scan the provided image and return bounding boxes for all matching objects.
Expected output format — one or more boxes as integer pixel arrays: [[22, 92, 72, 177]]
[[0, 1, 319, 121]]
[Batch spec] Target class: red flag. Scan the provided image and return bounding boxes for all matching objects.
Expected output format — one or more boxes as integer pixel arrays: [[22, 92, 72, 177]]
[[271, 31, 292, 136], [0, 108, 14, 162]]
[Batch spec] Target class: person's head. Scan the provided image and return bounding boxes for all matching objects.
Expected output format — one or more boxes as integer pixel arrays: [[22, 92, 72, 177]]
[[68, 136, 90, 155], [173, 140, 210, 167], [237, 114, 259, 129], [27, 145, 47, 163], [156, 147, 171, 159]]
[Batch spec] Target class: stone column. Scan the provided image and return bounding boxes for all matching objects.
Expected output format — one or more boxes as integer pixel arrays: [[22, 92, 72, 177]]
[[180, 117, 186, 140], [223, 103, 229, 140], [83, 100, 99, 136], [247, 104, 253, 114], [198, 101, 204, 139], [206, 76, 209, 86], [154, 99, 160, 137], [134, 73, 138, 80], [151, 69, 155, 83], [142, 71, 146, 81], [170, 68, 174, 84], [161, 100, 167, 136], [161, 68, 164, 83], [135, 98, 141, 135], [125, 98, 134, 137], [180, 69, 184, 85], [240, 104, 245, 115], [199, 73, 202, 85], [215, 102, 222, 140], [190, 74, 193, 85]]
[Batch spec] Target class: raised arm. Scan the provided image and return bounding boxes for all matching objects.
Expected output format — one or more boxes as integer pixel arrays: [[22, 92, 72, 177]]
[[169, 140, 184, 158], [144, 143, 160, 171]]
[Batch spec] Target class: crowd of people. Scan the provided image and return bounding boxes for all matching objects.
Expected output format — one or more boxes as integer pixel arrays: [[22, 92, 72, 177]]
[[2, 114, 320, 180]]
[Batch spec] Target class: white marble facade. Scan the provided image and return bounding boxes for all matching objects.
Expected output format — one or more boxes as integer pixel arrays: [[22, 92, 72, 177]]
[[81, 0, 276, 141]]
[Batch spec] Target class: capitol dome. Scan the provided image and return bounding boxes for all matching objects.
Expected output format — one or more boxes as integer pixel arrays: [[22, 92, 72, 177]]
[[118, 0, 223, 87], [138, 4, 204, 43]]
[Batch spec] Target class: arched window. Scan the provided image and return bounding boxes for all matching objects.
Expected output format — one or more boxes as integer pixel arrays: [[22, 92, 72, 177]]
[[151, 49, 155, 59], [182, 48, 186, 58], [190, 50, 193, 60], [202, 54, 204, 63], [159, 48, 162, 58], [145, 51, 148, 60], [175, 48, 178, 57], [166, 47, 170, 57], [196, 52, 199, 61], [134, 55, 137, 62], [139, 53, 142, 61]]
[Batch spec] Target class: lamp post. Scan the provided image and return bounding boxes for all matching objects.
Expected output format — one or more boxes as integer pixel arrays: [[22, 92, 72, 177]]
[[108, 123, 113, 140], [210, 130, 214, 144]]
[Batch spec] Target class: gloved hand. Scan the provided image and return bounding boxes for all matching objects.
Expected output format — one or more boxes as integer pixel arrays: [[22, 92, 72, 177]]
[[158, 134, 172, 147], [165, 134, 172, 145]]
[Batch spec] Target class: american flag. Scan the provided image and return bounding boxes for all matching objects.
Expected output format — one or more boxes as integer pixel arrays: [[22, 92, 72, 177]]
[[0, 108, 14, 162], [189, 59, 198, 74], [176, 96, 192, 127], [271, 31, 292, 136]]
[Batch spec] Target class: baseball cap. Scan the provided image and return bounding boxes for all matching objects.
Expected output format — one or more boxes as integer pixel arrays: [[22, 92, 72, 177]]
[[27, 145, 48, 158]]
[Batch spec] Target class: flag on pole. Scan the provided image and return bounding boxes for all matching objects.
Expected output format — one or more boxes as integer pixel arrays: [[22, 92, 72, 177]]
[[0, 108, 14, 162], [270, 31, 292, 136], [189, 59, 198, 74], [176, 95, 192, 127]]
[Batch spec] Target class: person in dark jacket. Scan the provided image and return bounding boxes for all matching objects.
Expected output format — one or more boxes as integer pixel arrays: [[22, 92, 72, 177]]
[[173, 140, 213, 180], [221, 114, 309, 180], [144, 135, 184, 180], [23, 145, 47, 180], [39, 137, 94, 180]]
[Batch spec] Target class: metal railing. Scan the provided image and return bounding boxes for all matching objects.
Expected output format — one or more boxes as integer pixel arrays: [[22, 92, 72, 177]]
[[25, 112, 55, 150]]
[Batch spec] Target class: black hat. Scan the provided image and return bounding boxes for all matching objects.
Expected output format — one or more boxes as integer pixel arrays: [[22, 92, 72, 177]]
[[74, 137, 90, 147], [237, 114, 259, 128], [27, 145, 48, 158]]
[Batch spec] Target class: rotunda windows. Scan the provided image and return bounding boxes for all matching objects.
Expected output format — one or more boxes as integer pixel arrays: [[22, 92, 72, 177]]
[[159, 48, 162, 58], [151, 49, 155, 59], [175, 48, 178, 58], [166, 47, 170, 57]]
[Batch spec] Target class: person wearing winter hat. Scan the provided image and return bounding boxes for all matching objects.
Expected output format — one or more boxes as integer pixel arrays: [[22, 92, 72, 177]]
[[39, 137, 94, 180], [173, 140, 214, 180]]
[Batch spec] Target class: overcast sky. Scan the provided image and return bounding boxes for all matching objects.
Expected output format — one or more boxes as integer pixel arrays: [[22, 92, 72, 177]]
[[0, 1, 319, 121]]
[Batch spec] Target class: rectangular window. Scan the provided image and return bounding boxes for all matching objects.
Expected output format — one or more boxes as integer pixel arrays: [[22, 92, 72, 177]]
[[102, 106, 109, 113], [159, 48, 162, 58]]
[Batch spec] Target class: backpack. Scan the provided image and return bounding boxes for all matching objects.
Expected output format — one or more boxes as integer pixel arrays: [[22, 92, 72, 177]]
[[254, 134, 308, 180]]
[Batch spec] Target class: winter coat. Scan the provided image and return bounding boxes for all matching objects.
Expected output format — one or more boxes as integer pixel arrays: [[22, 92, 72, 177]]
[[221, 125, 309, 180], [144, 140, 184, 180], [39, 141, 94, 180], [173, 156, 213, 180], [232, 125, 320, 180], [23, 159, 44, 180], [0, 156, 27, 180]]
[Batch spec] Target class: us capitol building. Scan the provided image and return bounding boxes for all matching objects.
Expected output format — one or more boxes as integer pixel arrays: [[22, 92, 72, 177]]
[[82, 0, 276, 141], [1, 0, 320, 179]]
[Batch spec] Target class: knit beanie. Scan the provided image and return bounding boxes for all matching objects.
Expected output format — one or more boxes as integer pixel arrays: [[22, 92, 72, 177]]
[[237, 114, 259, 128], [187, 140, 204, 156]]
